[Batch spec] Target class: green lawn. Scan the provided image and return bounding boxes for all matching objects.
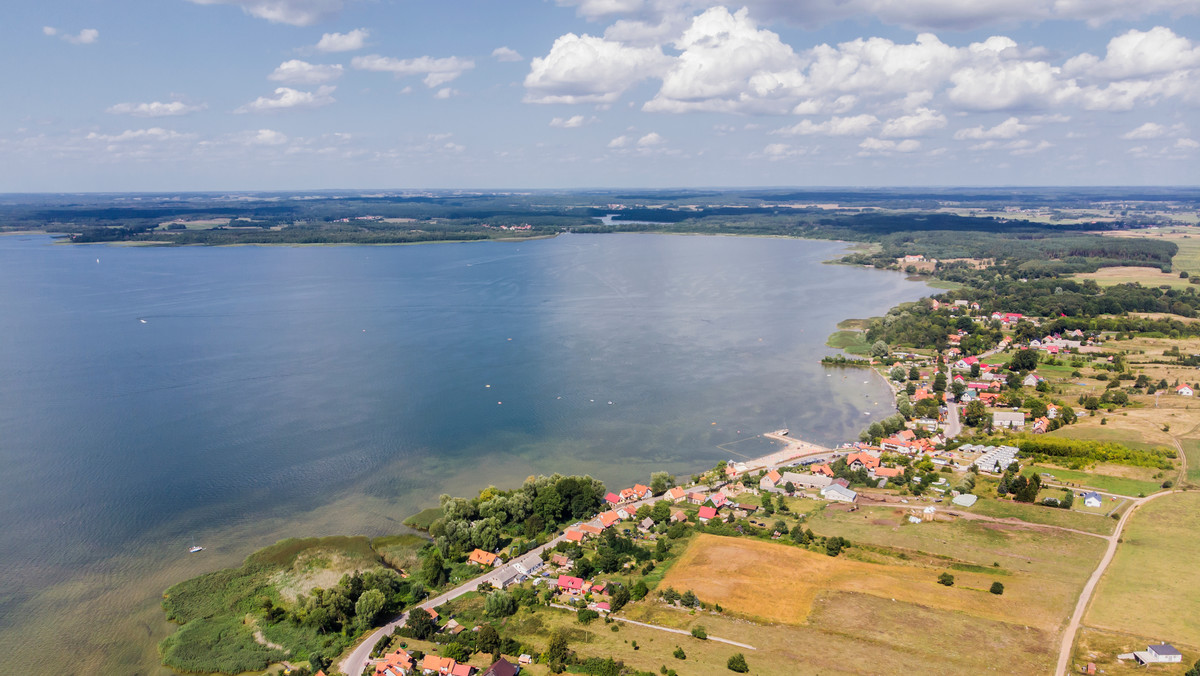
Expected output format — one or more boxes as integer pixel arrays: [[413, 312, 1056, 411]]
[[1025, 465, 1164, 497], [827, 330, 871, 355], [1044, 424, 1172, 454], [1087, 492, 1200, 649], [403, 507, 444, 530], [968, 495, 1116, 535], [1181, 437, 1200, 486]]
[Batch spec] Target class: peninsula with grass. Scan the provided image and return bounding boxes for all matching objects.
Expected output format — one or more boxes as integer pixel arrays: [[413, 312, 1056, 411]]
[[153, 188, 1200, 676]]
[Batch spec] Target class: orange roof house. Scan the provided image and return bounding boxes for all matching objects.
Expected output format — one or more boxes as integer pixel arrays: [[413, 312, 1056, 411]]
[[874, 466, 903, 478], [468, 549, 498, 567], [564, 529, 584, 542], [579, 524, 602, 536], [374, 649, 415, 675], [666, 486, 686, 502], [813, 464, 835, 477], [765, 469, 781, 483], [599, 511, 620, 528], [846, 453, 880, 471]]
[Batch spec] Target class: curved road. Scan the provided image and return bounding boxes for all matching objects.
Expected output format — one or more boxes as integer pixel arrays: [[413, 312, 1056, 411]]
[[340, 531, 566, 676], [1054, 433, 1187, 676], [340, 494, 667, 676]]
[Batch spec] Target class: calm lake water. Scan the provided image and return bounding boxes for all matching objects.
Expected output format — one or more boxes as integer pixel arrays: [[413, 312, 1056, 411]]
[[0, 232, 930, 674]]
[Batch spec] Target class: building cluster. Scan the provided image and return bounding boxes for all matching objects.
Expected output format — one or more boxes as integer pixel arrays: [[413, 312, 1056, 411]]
[[372, 648, 524, 676]]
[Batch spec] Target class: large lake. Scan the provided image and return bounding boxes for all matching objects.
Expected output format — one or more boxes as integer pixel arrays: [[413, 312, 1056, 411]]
[[0, 233, 930, 674]]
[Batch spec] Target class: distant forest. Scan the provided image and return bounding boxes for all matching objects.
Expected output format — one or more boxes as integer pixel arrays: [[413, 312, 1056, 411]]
[[1, 189, 1196, 275]]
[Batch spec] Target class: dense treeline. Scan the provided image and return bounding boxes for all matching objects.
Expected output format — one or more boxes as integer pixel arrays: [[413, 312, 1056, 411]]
[[429, 474, 606, 556], [864, 303, 1003, 353], [842, 229, 1177, 277], [946, 277, 1200, 319], [1015, 437, 1176, 469]]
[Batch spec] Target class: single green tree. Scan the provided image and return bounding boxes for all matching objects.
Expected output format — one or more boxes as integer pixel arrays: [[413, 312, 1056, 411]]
[[545, 630, 570, 668], [442, 642, 470, 662], [690, 625, 707, 640], [938, 573, 955, 586], [477, 624, 500, 654], [674, 646, 686, 660], [871, 340, 890, 358], [989, 581, 1005, 595], [421, 548, 449, 588], [354, 588, 386, 628], [485, 590, 517, 618], [727, 653, 750, 672], [406, 607, 438, 640]]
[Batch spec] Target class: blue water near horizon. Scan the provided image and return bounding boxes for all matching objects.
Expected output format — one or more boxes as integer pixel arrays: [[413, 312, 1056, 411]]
[[0, 231, 931, 673]]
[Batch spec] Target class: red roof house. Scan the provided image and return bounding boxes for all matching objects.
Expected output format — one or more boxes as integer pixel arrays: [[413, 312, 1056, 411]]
[[557, 575, 585, 592]]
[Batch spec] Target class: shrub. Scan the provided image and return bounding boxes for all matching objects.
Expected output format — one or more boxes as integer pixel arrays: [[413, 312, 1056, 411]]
[[727, 653, 750, 672], [990, 581, 1005, 595], [937, 573, 955, 586], [690, 626, 707, 640], [674, 646, 686, 659]]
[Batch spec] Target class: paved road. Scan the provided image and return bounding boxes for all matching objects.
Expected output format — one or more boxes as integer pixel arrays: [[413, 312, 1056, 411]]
[[943, 402, 962, 439], [339, 493, 670, 676], [339, 533, 566, 676], [1053, 432, 1186, 676]]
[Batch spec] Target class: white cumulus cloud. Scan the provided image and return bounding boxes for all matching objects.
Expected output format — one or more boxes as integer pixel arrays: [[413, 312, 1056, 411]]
[[107, 101, 207, 117], [1065, 27, 1200, 81], [492, 46, 524, 62], [637, 131, 664, 146], [880, 107, 947, 137], [352, 55, 476, 88], [86, 128, 190, 143], [550, 115, 594, 128], [555, 0, 1200, 31], [235, 86, 336, 113], [858, 137, 921, 154], [1121, 122, 1168, 139], [186, 0, 343, 26], [524, 33, 671, 104], [773, 115, 879, 137], [953, 117, 1030, 140], [316, 29, 368, 52], [269, 60, 344, 85], [644, 7, 805, 114], [44, 27, 99, 44], [247, 129, 289, 145]]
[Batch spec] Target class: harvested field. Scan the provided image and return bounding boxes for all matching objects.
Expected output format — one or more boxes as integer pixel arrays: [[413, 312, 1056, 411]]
[[657, 533, 1052, 629]]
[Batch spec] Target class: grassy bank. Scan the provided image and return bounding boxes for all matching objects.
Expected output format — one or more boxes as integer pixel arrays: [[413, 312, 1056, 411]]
[[159, 536, 409, 675]]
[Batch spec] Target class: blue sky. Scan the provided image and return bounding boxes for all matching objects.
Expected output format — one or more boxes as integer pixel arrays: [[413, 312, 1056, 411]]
[[2, 0, 1198, 190]]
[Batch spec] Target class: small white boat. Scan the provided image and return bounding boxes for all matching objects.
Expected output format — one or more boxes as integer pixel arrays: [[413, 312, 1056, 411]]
[[189, 537, 204, 554], [139, 319, 147, 324]]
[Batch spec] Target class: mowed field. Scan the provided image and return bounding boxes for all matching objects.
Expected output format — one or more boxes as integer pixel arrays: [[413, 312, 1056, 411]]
[[1074, 266, 1192, 289], [640, 532, 1071, 674], [1085, 492, 1200, 649], [1102, 229, 1200, 275], [656, 533, 1020, 626]]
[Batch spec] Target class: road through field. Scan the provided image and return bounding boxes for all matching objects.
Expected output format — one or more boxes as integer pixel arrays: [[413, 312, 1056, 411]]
[[1054, 433, 1184, 676]]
